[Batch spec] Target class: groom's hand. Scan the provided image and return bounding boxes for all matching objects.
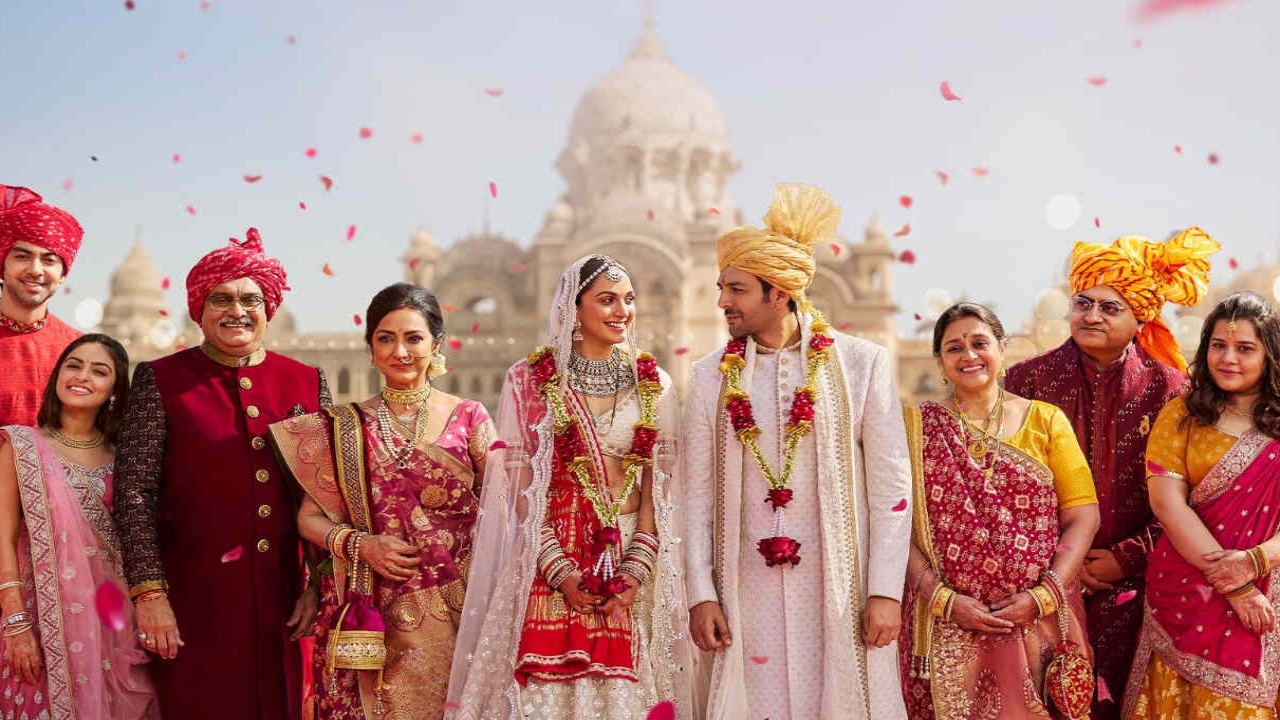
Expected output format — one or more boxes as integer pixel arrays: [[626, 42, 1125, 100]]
[[690, 601, 732, 651], [862, 596, 901, 648]]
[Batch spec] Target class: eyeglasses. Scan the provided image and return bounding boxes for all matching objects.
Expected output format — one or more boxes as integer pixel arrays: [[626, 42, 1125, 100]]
[[206, 293, 266, 311], [1070, 295, 1127, 318]]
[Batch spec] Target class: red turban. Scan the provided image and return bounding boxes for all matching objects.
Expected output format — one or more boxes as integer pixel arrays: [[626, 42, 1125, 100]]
[[0, 185, 84, 274], [185, 228, 290, 322]]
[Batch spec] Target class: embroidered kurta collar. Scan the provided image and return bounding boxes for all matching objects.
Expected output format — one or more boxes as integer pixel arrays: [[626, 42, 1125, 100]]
[[200, 342, 266, 368], [0, 308, 47, 334]]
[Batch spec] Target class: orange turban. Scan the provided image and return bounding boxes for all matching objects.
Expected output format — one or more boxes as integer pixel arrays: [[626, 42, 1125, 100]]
[[1068, 226, 1220, 371], [716, 183, 841, 314]]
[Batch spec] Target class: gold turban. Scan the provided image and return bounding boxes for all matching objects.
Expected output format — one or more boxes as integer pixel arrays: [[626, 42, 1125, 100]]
[[716, 183, 842, 313], [1068, 226, 1220, 372]]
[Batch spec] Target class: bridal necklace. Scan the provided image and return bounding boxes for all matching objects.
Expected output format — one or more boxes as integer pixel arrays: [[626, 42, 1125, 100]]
[[376, 386, 433, 468], [953, 388, 1005, 462], [567, 348, 632, 398], [48, 427, 105, 449]]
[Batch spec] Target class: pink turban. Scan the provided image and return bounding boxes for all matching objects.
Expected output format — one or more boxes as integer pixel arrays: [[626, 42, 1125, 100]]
[[0, 185, 84, 274], [185, 228, 290, 322]]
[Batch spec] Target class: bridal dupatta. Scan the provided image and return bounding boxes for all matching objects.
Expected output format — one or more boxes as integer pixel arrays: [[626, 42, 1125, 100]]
[[0, 426, 157, 720], [900, 404, 1090, 720], [1123, 429, 1280, 714]]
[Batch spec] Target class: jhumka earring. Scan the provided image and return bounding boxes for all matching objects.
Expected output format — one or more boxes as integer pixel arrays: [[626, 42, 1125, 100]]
[[940, 375, 949, 386], [572, 320, 584, 342], [427, 352, 448, 379]]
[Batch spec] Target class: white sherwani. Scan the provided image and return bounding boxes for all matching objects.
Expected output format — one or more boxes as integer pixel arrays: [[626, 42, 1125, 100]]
[[683, 322, 911, 720]]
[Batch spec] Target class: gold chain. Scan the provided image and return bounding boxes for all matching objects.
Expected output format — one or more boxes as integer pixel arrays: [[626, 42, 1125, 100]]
[[381, 384, 431, 406], [47, 427, 105, 449]]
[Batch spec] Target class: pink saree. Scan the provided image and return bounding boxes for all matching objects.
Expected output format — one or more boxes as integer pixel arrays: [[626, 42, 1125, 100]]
[[901, 403, 1091, 720], [0, 426, 157, 720], [1124, 430, 1280, 714]]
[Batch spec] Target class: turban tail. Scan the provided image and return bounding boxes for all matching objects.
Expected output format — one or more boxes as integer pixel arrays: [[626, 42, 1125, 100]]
[[185, 227, 290, 322], [716, 183, 842, 313], [1069, 226, 1221, 372], [0, 185, 84, 274]]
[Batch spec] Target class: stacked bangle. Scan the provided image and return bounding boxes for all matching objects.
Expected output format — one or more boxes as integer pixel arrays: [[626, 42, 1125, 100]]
[[537, 524, 577, 590], [128, 580, 168, 601], [617, 531, 660, 585], [930, 585, 957, 621], [328, 525, 357, 560], [0, 580, 22, 593], [1248, 546, 1270, 580], [2, 611, 33, 638], [135, 589, 167, 603], [1225, 581, 1258, 600], [1028, 585, 1059, 617]]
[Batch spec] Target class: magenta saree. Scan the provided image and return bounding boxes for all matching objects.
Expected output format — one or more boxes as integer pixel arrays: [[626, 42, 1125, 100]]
[[1124, 430, 1280, 714], [900, 403, 1091, 720], [0, 426, 157, 720], [271, 399, 495, 720]]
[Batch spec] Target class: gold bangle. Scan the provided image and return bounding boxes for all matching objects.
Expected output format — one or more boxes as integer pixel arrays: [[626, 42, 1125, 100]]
[[0, 580, 22, 592], [1249, 546, 1270, 579], [930, 586, 955, 619], [1029, 585, 1059, 617], [943, 591, 958, 621], [129, 580, 168, 599], [1225, 581, 1257, 600]]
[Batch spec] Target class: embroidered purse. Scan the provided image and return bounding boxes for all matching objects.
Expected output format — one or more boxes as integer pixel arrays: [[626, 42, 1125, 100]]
[[1043, 604, 1094, 720]]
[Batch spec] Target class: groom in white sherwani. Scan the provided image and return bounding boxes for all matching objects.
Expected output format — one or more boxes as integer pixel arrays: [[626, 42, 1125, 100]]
[[683, 183, 911, 720]]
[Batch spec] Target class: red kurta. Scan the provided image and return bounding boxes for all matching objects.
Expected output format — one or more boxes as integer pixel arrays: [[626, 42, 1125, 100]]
[[1005, 339, 1187, 720], [114, 347, 327, 720], [0, 314, 80, 426]]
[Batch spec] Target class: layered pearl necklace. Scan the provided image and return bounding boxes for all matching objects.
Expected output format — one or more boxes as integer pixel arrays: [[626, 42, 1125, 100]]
[[375, 385, 432, 469]]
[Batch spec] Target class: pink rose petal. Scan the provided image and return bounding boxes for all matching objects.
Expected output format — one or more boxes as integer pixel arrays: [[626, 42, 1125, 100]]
[[157, 309, 169, 317], [1135, 0, 1234, 22], [484, 88, 504, 97], [298, 201, 307, 210], [185, 204, 197, 215], [488, 181, 498, 198], [304, 147, 317, 158], [706, 207, 720, 216], [1115, 589, 1138, 606], [410, 132, 424, 144], [1174, 144, 1183, 155], [243, 174, 262, 183], [836, 321, 852, 331], [352, 314, 362, 327], [448, 338, 463, 351], [894, 224, 911, 237], [470, 322, 480, 334], [220, 545, 244, 563], [891, 498, 908, 512], [749, 655, 769, 665], [898, 249, 917, 265], [177, 50, 187, 61], [1208, 152, 1220, 165], [971, 166, 990, 177], [674, 347, 689, 356], [935, 170, 949, 186], [125, 0, 136, 10], [646, 701, 676, 720], [62, 179, 73, 191], [322, 263, 335, 277], [95, 581, 128, 631], [1094, 217, 1101, 228], [161, 277, 171, 290], [358, 126, 373, 139], [1146, 460, 1167, 476], [488, 440, 508, 451], [899, 195, 913, 209], [510, 263, 529, 272], [646, 209, 654, 220], [1087, 75, 1108, 86], [172, 153, 181, 164], [939, 80, 962, 101], [286, 34, 297, 45], [830, 242, 841, 257], [346, 225, 356, 241], [319, 175, 333, 191], [1229, 257, 1239, 270]]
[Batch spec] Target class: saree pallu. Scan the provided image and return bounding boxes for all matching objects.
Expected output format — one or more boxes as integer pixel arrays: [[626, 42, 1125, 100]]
[[1124, 431, 1280, 718], [0, 426, 157, 719], [900, 404, 1090, 720], [514, 388, 637, 684], [271, 401, 485, 720]]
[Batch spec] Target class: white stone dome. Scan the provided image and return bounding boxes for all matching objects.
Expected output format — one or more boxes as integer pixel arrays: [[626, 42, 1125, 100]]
[[569, 24, 727, 141], [109, 243, 162, 298]]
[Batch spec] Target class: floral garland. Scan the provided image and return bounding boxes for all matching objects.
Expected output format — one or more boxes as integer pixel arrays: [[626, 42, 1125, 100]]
[[720, 312, 834, 568], [529, 346, 662, 597]]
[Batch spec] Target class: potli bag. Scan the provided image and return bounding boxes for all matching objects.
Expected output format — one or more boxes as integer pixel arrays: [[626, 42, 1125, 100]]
[[1043, 583, 1094, 720]]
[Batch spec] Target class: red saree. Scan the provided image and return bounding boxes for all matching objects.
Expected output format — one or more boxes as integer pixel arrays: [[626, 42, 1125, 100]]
[[1124, 430, 1280, 713], [271, 399, 494, 719], [901, 402, 1091, 720], [514, 388, 637, 684]]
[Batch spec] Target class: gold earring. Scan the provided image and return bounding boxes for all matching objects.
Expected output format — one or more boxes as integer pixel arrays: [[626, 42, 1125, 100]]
[[427, 352, 448, 379], [572, 320, 584, 342], [941, 375, 949, 386]]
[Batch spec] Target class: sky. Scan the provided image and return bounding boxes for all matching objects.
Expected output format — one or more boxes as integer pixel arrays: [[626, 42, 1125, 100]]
[[2, 0, 1278, 337]]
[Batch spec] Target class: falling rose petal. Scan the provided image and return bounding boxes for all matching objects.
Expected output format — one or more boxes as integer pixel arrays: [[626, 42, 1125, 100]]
[[157, 309, 169, 317], [161, 277, 171, 290], [891, 498, 908, 512], [899, 249, 917, 265], [1096, 675, 1113, 702], [185, 204, 196, 215], [893, 224, 911, 238], [1135, 0, 1234, 22], [749, 656, 769, 665], [470, 322, 480, 334], [935, 170, 949, 186], [488, 440, 508, 451], [913, 313, 922, 321], [346, 225, 356, 241], [971, 167, 990, 177], [484, 88, 504, 97], [62, 179, 73, 191], [125, 0, 135, 10], [939, 81, 962, 101], [358, 126, 373, 139], [836, 321, 852, 331], [1208, 152, 1220, 165], [1146, 460, 1168, 476], [674, 347, 689, 356], [830, 243, 842, 257], [448, 338, 463, 351], [1174, 144, 1183, 155], [298, 201, 306, 210], [441, 305, 457, 313], [64, 286, 73, 295], [243, 174, 262, 183], [410, 132, 424, 144], [200, 0, 211, 9], [1230, 257, 1239, 270], [304, 147, 317, 158], [645, 701, 676, 720], [706, 207, 720, 216], [322, 263, 335, 277], [319, 175, 333, 191], [1087, 76, 1108, 86], [1116, 589, 1138, 606], [1094, 217, 1101, 228], [172, 153, 181, 164], [646, 209, 654, 221], [90, 155, 98, 162], [220, 545, 244, 563], [1133, 38, 1143, 49], [488, 182, 498, 198], [899, 195, 913, 209], [286, 34, 297, 45], [177, 50, 188, 61], [352, 314, 362, 326], [511, 264, 529, 273], [94, 582, 128, 631]]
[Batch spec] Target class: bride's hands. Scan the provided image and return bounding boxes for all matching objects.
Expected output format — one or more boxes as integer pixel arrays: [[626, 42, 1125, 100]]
[[358, 534, 419, 582]]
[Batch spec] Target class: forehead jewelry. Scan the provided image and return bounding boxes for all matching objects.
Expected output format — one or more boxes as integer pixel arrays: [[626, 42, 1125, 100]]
[[1229, 313, 1238, 340], [576, 255, 628, 295]]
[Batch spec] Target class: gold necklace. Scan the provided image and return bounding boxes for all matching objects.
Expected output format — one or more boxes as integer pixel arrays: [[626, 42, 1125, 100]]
[[1225, 405, 1253, 419], [953, 389, 1004, 460], [47, 427, 105, 449], [381, 384, 431, 406]]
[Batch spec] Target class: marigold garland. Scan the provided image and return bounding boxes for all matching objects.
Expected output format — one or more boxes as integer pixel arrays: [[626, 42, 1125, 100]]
[[530, 346, 662, 596], [720, 312, 834, 568]]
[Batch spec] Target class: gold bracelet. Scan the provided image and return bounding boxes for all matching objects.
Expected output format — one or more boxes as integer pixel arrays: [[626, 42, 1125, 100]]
[[1225, 581, 1258, 600], [129, 579, 168, 599], [942, 591, 958, 621], [1248, 546, 1270, 579], [1028, 585, 1059, 617], [930, 586, 956, 619]]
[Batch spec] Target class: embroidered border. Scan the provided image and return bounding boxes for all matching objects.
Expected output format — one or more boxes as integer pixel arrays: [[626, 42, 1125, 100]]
[[1190, 430, 1272, 507]]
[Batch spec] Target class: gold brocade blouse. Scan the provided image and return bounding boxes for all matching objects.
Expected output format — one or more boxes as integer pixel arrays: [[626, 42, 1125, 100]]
[[1145, 396, 1237, 486]]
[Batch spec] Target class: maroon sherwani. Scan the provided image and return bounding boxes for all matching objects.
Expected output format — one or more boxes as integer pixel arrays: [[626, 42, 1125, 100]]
[[114, 345, 329, 720], [0, 313, 80, 426], [1006, 339, 1187, 720]]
